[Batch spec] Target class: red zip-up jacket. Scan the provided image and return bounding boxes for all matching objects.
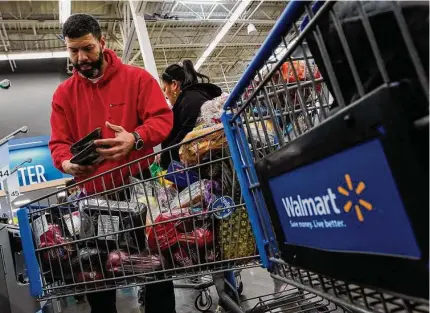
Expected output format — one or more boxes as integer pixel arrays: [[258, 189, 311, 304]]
[[49, 49, 173, 194]]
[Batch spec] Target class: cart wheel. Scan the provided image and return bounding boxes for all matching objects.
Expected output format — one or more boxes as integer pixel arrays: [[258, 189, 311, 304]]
[[235, 274, 243, 295], [237, 280, 244, 295], [195, 290, 212, 312]]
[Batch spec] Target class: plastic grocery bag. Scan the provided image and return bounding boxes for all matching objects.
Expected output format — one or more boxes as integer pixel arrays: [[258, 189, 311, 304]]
[[196, 92, 229, 127], [245, 119, 278, 147], [165, 160, 199, 188], [149, 162, 174, 187], [179, 124, 227, 166]]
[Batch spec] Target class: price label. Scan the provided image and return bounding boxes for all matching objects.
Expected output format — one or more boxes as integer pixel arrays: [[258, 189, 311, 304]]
[[63, 211, 81, 236], [0, 165, 10, 182], [5, 171, 21, 202], [10, 191, 19, 197], [32, 215, 49, 246], [97, 215, 119, 240]]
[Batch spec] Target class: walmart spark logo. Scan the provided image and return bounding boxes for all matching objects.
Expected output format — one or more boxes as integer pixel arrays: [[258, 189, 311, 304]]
[[337, 174, 373, 222]]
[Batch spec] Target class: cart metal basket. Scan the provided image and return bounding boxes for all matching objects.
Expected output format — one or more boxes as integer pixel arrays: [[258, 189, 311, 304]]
[[221, 1, 428, 313], [17, 127, 260, 301]]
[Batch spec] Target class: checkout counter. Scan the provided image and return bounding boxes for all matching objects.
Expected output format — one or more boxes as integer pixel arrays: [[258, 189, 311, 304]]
[[0, 218, 42, 313]]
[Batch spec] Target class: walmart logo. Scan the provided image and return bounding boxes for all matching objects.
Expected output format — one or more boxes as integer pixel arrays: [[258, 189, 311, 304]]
[[337, 174, 373, 222], [281, 174, 373, 222]]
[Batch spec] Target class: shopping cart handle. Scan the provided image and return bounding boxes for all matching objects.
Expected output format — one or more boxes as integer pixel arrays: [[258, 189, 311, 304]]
[[17, 208, 43, 298]]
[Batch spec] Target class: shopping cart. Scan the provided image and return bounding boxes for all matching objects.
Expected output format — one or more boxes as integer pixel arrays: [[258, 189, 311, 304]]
[[16, 126, 260, 309], [222, 1, 428, 313]]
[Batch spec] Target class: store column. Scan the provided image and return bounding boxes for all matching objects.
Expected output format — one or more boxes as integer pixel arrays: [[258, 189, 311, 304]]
[[125, 0, 159, 81]]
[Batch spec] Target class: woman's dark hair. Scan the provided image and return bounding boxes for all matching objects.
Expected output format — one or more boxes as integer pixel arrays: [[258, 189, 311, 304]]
[[62, 14, 102, 41], [65, 179, 76, 196], [65, 179, 76, 188], [162, 60, 210, 88]]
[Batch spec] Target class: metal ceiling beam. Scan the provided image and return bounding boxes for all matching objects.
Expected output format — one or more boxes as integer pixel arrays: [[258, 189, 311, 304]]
[[195, 0, 252, 70], [122, 2, 138, 63], [153, 42, 261, 49], [128, 0, 159, 80], [0, 11, 14, 72], [0, 18, 276, 25], [148, 0, 242, 4], [177, 2, 204, 19], [152, 58, 252, 67]]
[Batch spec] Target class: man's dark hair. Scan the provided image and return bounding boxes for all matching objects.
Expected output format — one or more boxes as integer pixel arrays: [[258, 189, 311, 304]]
[[62, 13, 102, 40]]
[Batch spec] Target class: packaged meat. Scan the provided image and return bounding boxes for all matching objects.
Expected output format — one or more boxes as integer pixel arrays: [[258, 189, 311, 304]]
[[105, 250, 164, 274]]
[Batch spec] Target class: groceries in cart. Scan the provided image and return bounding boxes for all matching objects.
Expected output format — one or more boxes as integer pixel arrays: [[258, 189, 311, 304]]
[[27, 104, 257, 293]]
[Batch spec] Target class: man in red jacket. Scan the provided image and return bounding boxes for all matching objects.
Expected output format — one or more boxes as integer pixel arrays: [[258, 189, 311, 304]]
[[49, 14, 175, 313]]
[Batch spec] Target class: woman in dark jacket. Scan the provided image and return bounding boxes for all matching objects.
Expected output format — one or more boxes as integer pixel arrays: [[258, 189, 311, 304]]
[[159, 60, 222, 169]]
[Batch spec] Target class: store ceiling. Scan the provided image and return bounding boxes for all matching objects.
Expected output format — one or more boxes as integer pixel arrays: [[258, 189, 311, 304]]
[[0, 0, 289, 89]]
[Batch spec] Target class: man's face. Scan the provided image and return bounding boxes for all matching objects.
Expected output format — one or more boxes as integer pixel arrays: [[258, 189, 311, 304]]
[[65, 33, 105, 78]]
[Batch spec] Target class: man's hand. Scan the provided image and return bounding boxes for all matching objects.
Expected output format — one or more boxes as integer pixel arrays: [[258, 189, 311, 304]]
[[62, 160, 95, 177], [94, 121, 135, 161]]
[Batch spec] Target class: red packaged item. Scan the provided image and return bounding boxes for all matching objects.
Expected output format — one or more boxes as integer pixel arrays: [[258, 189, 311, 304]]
[[177, 228, 213, 248], [105, 250, 164, 274], [146, 209, 191, 250], [172, 246, 193, 267], [105, 250, 128, 272], [147, 212, 214, 252], [76, 271, 103, 282], [37, 224, 73, 262], [204, 247, 217, 263], [281, 60, 321, 83], [125, 252, 164, 273], [145, 208, 190, 237]]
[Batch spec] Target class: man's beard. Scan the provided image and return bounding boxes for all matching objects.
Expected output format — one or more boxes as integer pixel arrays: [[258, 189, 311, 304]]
[[73, 51, 104, 79]]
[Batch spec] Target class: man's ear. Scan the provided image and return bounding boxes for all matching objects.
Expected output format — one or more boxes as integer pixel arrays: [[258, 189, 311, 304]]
[[100, 36, 106, 50]]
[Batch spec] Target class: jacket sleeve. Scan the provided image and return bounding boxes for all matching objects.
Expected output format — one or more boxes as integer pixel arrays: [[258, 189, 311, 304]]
[[48, 90, 74, 172], [135, 73, 173, 148]]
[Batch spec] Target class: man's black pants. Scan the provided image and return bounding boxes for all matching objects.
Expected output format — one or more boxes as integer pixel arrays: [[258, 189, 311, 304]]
[[87, 171, 176, 313], [86, 281, 176, 313]]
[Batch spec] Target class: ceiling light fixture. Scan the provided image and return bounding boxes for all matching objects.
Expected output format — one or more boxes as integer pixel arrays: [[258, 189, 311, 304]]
[[0, 51, 68, 61], [247, 23, 257, 35], [194, 0, 252, 70], [59, 0, 72, 24]]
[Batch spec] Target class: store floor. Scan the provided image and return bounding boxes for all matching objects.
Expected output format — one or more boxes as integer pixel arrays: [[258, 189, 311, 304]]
[[61, 267, 277, 313]]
